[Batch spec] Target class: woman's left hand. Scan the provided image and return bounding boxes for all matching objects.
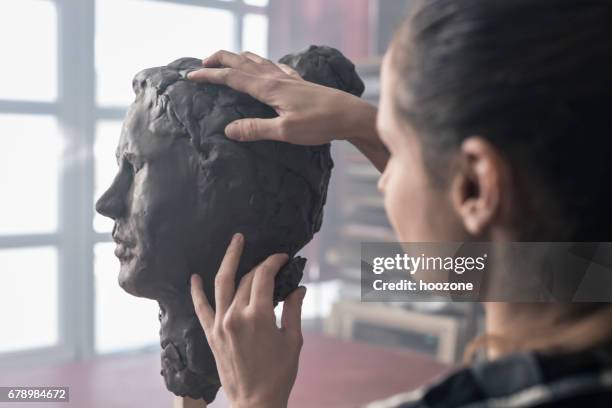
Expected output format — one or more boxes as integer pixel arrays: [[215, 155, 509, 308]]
[[190, 233, 306, 408]]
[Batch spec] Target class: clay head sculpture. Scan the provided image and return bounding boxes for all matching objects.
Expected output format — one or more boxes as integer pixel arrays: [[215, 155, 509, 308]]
[[95, 46, 364, 403]]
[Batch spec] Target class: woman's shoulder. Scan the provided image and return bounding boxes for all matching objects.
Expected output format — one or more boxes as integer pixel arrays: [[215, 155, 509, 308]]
[[364, 343, 612, 408]]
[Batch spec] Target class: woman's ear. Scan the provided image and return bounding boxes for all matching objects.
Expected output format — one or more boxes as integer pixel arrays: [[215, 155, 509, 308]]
[[450, 137, 509, 236]]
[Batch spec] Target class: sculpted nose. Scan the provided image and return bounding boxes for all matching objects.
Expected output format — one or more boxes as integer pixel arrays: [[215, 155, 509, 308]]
[[95, 172, 129, 220]]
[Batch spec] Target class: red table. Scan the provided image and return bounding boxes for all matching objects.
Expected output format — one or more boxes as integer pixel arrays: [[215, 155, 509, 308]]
[[0, 334, 449, 408]]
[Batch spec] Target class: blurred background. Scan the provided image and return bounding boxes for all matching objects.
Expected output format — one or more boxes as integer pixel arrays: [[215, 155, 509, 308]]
[[0, 0, 479, 406]]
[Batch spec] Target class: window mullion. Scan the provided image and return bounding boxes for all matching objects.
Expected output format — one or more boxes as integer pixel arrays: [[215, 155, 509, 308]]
[[56, 0, 96, 361], [235, 7, 244, 52]]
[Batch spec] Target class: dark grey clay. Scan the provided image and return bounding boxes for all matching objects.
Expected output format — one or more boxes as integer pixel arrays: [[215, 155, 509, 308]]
[[95, 46, 364, 403]]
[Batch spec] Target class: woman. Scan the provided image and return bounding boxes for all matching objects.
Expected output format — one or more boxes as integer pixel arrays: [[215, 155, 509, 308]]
[[187, 0, 612, 406]]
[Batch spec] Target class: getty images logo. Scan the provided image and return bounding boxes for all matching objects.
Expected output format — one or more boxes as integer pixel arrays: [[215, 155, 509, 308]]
[[371, 253, 488, 275]]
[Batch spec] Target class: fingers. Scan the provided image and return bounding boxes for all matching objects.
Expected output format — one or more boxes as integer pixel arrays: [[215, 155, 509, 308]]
[[242, 52, 285, 74], [233, 268, 255, 308], [251, 253, 289, 310], [225, 117, 285, 142], [281, 286, 307, 337], [191, 274, 214, 331], [188, 67, 277, 106], [203, 49, 277, 72], [188, 67, 255, 92], [277, 63, 302, 79], [241, 51, 267, 65], [202, 49, 257, 72], [214, 233, 245, 318]]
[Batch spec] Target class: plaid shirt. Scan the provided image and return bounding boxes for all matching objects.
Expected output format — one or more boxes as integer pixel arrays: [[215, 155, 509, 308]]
[[365, 344, 612, 408]]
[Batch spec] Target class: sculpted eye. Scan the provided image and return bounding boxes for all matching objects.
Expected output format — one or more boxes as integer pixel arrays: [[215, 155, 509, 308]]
[[122, 154, 144, 174], [131, 160, 144, 174]]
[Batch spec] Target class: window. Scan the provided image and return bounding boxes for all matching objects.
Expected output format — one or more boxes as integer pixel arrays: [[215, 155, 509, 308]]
[[0, 0, 269, 365], [0, 0, 60, 358], [94, 243, 160, 353], [95, 0, 236, 106], [0, 0, 57, 101], [0, 247, 58, 353], [0, 115, 63, 235], [243, 13, 269, 57], [93, 121, 123, 233]]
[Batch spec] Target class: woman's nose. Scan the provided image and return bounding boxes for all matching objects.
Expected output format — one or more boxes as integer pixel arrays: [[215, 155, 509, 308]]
[[377, 168, 389, 193]]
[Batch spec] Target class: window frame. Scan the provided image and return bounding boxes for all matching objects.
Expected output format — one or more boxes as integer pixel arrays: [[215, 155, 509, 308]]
[[0, 0, 267, 368]]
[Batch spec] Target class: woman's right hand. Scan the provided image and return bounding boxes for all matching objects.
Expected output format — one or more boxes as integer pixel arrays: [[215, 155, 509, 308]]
[[187, 50, 378, 147]]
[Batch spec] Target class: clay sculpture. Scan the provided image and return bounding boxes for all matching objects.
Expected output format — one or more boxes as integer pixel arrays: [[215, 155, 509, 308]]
[[95, 45, 364, 402]]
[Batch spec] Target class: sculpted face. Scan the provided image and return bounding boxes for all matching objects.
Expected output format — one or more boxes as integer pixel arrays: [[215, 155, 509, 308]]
[[97, 97, 196, 298], [94, 47, 364, 402], [96, 80, 259, 302]]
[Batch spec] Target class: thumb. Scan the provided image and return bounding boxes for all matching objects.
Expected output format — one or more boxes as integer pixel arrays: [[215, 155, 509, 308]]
[[225, 117, 284, 142], [281, 286, 306, 336]]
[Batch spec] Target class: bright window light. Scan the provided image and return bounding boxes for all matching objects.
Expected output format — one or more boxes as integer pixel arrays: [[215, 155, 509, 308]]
[[242, 14, 268, 57], [0, 247, 58, 353], [0, 115, 62, 235], [95, 243, 160, 353], [94, 121, 124, 233], [244, 0, 269, 7], [96, 0, 236, 106], [0, 0, 57, 101]]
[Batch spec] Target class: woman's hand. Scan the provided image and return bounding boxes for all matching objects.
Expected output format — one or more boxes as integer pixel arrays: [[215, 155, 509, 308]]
[[187, 50, 378, 148], [190, 233, 306, 408]]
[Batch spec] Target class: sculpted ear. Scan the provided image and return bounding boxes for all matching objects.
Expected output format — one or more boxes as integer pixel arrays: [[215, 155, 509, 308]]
[[450, 137, 510, 236], [132, 73, 146, 96], [277, 45, 365, 97]]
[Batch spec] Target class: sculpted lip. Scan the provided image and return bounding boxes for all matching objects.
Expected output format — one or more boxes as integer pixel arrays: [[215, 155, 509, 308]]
[[114, 244, 134, 261], [112, 233, 136, 260]]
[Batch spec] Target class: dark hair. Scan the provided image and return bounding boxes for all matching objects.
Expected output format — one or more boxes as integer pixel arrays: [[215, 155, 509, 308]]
[[392, 0, 612, 241]]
